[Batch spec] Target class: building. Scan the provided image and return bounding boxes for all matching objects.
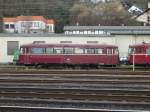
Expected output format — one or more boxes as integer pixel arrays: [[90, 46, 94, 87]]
[[3, 16, 55, 34], [80, 0, 117, 3], [64, 26, 150, 35], [128, 5, 143, 15], [136, 8, 150, 25]]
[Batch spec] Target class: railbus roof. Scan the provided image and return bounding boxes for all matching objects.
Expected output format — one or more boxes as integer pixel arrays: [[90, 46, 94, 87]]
[[20, 43, 118, 48], [129, 43, 150, 47]]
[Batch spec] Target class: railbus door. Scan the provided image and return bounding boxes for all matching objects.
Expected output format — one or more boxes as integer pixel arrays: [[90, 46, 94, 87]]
[[24, 47, 30, 65]]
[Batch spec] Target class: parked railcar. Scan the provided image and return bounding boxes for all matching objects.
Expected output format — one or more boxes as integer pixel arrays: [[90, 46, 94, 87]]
[[128, 43, 150, 65], [14, 43, 119, 66]]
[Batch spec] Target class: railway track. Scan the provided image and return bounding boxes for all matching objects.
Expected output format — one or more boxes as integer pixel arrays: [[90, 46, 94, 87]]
[[0, 71, 149, 111], [0, 98, 150, 111], [0, 106, 146, 112], [1, 67, 150, 75]]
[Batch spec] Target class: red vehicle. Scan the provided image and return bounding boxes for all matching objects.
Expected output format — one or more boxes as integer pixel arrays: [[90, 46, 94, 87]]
[[15, 43, 119, 66], [128, 43, 150, 65]]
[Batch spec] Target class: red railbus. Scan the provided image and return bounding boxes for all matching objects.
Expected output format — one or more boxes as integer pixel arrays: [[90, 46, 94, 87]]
[[16, 43, 119, 66], [128, 43, 150, 65]]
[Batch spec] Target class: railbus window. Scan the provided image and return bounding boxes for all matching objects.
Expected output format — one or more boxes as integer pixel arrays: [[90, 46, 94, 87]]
[[74, 48, 84, 54], [46, 48, 54, 54], [20, 48, 24, 54], [128, 48, 135, 54], [32, 48, 45, 54], [95, 48, 104, 54], [53, 48, 63, 54], [64, 48, 74, 54], [136, 48, 142, 54], [147, 48, 150, 54], [85, 48, 95, 54], [114, 48, 119, 54], [107, 49, 112, 54], [20, 47, 29, 54]]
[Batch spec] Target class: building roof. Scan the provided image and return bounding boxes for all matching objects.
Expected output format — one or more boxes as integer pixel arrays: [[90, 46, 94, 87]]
[[64, 26, 150, 35], [3, 16, 55, 24], [3, 17, 16, 22], [136, 8, 150, 18], [16, 16, 46, 22], [129, 43, 150, 47], [47, 19, 55, 24]]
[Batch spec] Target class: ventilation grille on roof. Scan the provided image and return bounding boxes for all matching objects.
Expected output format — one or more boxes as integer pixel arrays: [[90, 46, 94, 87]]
[[33, 41, 46, 44]]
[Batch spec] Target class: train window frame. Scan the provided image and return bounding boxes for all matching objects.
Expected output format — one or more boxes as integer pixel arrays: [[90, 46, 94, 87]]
[[74, 48, 84, 54], [135, 47, 144, 54], [147, 48, 150, 54], [20, 47, 30, 54], [128, 48, 135, 54], [114, 48, 119, 55], [95, 48, 104, 54], [107, 48, 112, 54], [53, 47, 63, 54], [20, 48, 25, 54], [63, 47, 74, 54], [46, 48, 54, 54], [85, 48, 95, 54], [31, 48, 45, 54]]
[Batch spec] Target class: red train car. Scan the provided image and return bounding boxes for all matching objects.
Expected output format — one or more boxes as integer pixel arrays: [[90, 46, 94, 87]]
[[16, 43, 119, 66], [128, 43, 150, 65]]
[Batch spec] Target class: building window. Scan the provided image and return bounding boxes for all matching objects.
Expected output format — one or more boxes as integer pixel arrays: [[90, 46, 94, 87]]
[[10, 24, 15, 29], [49, 25, 52, 32], [7, 41, 19, 55], [37, 22, 40, 27], [148, 16, 150, 22], [5, 24, 9, 29]]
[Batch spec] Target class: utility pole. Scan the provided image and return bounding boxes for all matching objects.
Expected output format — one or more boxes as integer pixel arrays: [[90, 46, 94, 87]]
[[132, 53, 135, 72]]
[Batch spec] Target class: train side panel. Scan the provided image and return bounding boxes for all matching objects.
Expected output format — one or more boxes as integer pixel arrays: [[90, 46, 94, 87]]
[[128, 54, 150, 65], [18, 54, 119, 65]]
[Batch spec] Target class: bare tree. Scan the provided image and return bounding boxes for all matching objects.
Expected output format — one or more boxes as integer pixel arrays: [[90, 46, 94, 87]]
[[69, 1, 141, 26]]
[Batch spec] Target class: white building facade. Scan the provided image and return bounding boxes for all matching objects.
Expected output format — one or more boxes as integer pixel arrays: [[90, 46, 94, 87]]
[[3, 16, 55, 34], [136, 8, 150, 25]]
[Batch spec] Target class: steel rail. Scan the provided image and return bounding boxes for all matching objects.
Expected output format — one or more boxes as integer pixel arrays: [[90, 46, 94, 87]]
[[0, 106, 147, 112], [0, 92, 150, 102], [0, 83, 149, 89], [0, 69, 150, 75], [1, 73, 150, 77], [1, 75, 150, 80], [0, 78, 149, 84], [0, 98, 150, 111], [0, 86, 149, 95]]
